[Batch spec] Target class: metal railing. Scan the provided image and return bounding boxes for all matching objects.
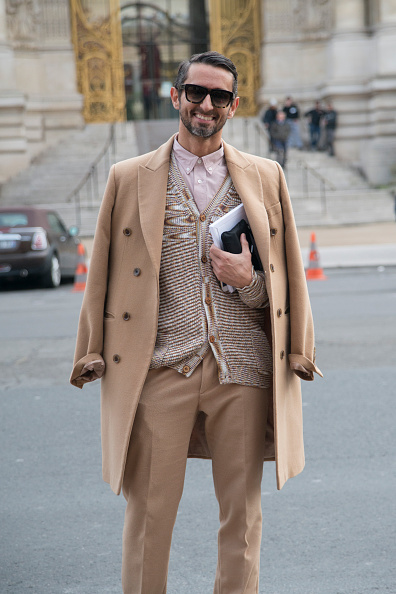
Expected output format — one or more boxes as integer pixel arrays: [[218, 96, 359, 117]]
[[65, 124, 116, 228], [226, 117, 269, 156], [296, 159, 337, 215], [227, 117, 337, 215]]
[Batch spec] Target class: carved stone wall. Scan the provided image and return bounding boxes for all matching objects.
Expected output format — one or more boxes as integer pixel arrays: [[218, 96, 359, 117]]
[[1, 0, 83, 182], [6, 0, 71, 46], [6, 0, 41, 45], [40, 0, 71, 42], [264, 0, 333, 41]]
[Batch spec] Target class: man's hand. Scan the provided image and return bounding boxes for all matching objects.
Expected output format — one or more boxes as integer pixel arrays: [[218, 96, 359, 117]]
[[210, 233, 253, 288]]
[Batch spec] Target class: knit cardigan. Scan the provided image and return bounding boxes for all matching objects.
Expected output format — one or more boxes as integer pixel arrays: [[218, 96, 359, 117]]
[[150, 156, 272, 389]]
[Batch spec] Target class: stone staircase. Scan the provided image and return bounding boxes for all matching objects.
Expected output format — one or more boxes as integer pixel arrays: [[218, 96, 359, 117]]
[[222, 118, 395, 227], [0, 124, 110, 206], [0, 122, 140, 236], [1, 117, 394, 237]]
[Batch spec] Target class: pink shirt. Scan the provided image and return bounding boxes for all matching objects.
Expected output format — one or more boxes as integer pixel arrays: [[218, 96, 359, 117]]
[[172, 137, 228, 213]]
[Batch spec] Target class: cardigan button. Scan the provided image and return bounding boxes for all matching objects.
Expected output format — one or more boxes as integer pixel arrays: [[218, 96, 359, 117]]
[[209, 335, 216, 343], [205, 297, 212, 305], [201, 255, 208, 263], [280, 350, 285, 360], [182, 365, 190, 374], [199, 214, 206, 222], [113, 354, 120, 363], [270, 264, 275, 272], [122, 312, 130, 321], [133, 268, 141, 276], [277, 308, 282, 317], [123, 228, 132, 236]]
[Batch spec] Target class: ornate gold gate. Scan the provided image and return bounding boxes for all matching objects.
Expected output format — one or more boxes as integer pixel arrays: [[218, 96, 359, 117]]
[[209, 0, 261, 116], [70, 0, 125, 122]]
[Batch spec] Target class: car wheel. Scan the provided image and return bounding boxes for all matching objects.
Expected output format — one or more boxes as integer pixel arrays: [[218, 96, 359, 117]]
[[42, 253, 61, 288]]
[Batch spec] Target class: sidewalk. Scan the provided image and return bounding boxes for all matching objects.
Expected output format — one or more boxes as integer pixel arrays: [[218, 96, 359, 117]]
[[81, 222, 396, 269], [299, 222, 396, 269]]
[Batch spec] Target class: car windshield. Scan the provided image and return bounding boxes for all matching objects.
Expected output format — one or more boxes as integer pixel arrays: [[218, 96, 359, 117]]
[[0, 213, 29, 227]]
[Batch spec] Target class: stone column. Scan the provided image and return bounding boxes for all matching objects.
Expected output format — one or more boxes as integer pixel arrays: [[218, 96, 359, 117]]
[[11, 0, 84, 151], [257, 0, 333, 120], [322, 0, 374, 168], [334, 0, 365, 31], [360, 0, 396, 184], [0, 0, 28, 182]]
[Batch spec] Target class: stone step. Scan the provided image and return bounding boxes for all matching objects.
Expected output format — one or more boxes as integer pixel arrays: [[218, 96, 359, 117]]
[[1, 118, 394, 237]]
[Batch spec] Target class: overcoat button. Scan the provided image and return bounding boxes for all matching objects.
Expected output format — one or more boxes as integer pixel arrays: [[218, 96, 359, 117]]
[[133, 268, 141, 276], [182, 365, 190, 374], [122, 312, 130, 321], [277, 308, 282, 317], [270, 228, 277, 236], [113, 354, 120, 363], [270, 264, 275, 272], [280, 350, 285, 360], [123, 228, 132, 236]]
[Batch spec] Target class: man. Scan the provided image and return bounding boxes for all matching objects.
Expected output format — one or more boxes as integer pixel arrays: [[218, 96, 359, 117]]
[[324, 102, 337, 156], [283, 96, 303, 149], [70, 51, 322, 594], [304, 100, 324, 150], [269, 110, 291, 168], [262, 98, 278, 153]]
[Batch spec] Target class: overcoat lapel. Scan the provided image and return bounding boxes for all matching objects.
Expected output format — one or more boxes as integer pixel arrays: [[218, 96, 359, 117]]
[[138, 137, 174, 276], [224, 142, 270, 269]]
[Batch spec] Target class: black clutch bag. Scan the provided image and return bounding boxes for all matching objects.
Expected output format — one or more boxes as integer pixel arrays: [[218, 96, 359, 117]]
[[221, 219, 263, 271]]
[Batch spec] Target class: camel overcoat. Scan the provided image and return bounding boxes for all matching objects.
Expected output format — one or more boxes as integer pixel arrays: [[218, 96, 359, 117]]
[[70, 135, 322, 495]]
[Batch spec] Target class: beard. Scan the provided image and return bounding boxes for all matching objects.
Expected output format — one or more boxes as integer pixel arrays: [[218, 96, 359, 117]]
[[179, 108, 229, 138]]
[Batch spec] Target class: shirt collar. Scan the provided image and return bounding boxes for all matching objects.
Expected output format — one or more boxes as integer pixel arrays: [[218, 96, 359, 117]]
[[172, 136, 225, 175]]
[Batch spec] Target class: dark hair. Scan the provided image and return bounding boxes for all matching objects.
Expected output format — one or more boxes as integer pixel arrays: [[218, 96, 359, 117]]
[[174, 51, 238, 97]]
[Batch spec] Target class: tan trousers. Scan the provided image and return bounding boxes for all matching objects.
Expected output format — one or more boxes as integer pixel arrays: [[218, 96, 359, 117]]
[[122, 349, 270, 594]]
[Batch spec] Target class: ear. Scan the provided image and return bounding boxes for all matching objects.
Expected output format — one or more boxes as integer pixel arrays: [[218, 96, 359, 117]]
[[170, 87, 180, 111], [227, 96, 239, 119]]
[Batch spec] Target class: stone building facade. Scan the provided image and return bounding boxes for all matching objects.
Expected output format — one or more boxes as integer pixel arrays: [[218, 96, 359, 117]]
[[1, 0, 395, 185], [259, 0, 396, 184], [0, 0, 83, 181]]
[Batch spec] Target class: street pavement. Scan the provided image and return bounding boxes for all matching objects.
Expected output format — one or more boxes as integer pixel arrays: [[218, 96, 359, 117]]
[[0, 266, 395, 593]]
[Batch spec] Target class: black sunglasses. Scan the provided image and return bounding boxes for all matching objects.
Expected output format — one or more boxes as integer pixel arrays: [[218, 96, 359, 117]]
[[179, 84, 235, 108]]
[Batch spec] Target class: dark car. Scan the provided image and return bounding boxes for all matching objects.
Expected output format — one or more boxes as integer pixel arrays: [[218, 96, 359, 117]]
[[0, 206, 80, 288]]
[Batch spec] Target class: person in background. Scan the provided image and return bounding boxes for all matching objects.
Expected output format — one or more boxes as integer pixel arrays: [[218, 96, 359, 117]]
[[323, 102, 337, 156], [262, 98, 278, 153], [283, 96, 303, 149], [304, 100, 324, 150], [270, 110, 291, 168]]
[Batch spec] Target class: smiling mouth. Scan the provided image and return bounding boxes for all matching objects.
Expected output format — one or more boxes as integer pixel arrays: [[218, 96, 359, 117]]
[[194, 113, 215, 122]]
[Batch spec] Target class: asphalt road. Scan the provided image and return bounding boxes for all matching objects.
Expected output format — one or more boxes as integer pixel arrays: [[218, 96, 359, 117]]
[[0, 268, 395, 594]]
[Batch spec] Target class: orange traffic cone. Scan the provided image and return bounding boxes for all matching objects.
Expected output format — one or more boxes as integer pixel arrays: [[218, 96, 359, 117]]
[[306, 232, 327, 280], [72, 243, 88, 292]]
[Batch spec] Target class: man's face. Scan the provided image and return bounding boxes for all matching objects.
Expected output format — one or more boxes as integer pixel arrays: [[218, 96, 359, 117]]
[[171, 63, 238, 139]]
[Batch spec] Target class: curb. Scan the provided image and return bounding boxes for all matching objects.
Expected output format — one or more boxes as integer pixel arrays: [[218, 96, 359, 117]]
[[301, 244, 396, 269]]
